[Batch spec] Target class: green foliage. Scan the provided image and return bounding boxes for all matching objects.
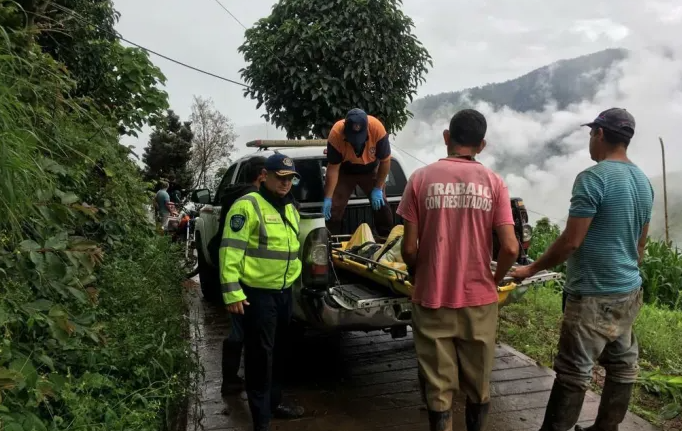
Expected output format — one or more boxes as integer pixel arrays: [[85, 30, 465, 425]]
[[640, 240, 682, 309], [638, 373, 682, 420], [0, 18, 194, 431], [238, 0, 432, 138], [511, 219, 682, 421], [6, 0, 169, 136], [142, 110, 194, 190], [528, 218, 682, 310], [527, 217, 566, 274], [499, 285, 682, 421]]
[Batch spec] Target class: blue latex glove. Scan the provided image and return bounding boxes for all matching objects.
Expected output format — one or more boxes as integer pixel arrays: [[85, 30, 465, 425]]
[[370, 188, 385, 211], [322, 197, 333, 220]]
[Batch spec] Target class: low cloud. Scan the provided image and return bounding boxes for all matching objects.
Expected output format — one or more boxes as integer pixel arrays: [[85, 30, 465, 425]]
[[393, 47, 682, 237]]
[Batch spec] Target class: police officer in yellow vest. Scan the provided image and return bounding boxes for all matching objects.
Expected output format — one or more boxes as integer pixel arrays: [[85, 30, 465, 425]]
[[220, 153, 305, 431]]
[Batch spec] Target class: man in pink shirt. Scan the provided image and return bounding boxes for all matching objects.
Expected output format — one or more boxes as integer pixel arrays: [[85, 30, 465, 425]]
[[398, 109, 520, 431]]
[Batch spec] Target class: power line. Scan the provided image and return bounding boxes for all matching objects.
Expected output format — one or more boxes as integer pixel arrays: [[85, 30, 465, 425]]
[[119, 37, 249, 88], [391, 142, 429, 167], [390, 143, 569, 224], [526, 209, 567, 224], [211, 0, 250, 30], [209, 0, 288, 67], [51, 3, 249, 88]]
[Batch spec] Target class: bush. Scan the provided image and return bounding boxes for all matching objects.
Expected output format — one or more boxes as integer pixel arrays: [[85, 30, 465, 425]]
[[527, 219, 682, 310], [0, 23, 194, 430], [640, 240, 682, 310]]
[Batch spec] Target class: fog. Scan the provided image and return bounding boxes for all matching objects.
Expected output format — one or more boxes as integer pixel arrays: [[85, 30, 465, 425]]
[[393, 47, 682, 240]]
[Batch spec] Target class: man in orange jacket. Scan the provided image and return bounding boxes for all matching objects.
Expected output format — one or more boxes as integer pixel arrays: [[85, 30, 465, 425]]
[[322, 108, 394, 237]]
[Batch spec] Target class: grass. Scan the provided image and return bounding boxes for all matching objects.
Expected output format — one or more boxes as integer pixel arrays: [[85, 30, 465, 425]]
[[499, 283, 682, 426], [504, 218, 682, 424], [499, 285, 682, 371]]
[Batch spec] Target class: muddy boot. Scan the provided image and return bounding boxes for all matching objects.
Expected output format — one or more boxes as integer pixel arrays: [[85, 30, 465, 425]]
[[465, 398, 490, 431], [427, 410, 453, 431], [539, 380, 586, 431], [220, 339, 244, 395], [574, 381, 633, 431]]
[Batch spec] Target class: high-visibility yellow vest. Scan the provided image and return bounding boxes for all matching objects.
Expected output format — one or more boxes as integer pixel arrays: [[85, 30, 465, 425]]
[[219, 191, 302, 304]]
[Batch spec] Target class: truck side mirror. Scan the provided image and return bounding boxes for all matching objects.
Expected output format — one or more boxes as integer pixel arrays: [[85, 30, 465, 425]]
[[190, 189, 211, 204]]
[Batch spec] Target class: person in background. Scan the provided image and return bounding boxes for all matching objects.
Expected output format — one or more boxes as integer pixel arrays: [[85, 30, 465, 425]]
[[211, 156, 267, 395], [220, 153, 305, 431], [323, 108, 394, 237], [155, 180, 175, 230], [167, 173, 182, 205], [510, 108, 653, 431], [398, 109, 519, 431]]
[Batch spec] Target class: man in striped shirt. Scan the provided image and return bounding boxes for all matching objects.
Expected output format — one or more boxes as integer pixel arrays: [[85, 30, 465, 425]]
[[511, 108, 654, 431]]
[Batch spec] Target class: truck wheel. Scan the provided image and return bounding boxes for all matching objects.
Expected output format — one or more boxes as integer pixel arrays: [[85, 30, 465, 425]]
[[195, 231, 221, 304]]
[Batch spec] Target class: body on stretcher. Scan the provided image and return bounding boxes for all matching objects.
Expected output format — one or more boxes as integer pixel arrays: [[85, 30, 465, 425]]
[[330, 223, 562, 308]]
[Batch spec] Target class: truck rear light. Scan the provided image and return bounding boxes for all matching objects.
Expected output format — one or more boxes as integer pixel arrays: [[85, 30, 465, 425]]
[[302, 227, 329, 288], [522, 224, 533, 242]]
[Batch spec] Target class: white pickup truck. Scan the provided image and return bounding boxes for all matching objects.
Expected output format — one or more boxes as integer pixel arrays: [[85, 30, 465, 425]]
[[190, 140, 537, 338]]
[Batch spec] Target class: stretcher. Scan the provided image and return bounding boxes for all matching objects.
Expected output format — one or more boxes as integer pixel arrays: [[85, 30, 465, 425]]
[[330, 224, 562, 308]]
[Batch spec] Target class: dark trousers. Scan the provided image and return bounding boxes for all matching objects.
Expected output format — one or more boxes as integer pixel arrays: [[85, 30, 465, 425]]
[[222, 313, 244, 382], [327, 168, 394, 237], [242, 286, 293, 428]]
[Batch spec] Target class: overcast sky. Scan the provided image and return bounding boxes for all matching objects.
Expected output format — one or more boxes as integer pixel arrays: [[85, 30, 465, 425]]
[[114, 0, 682, 235], [114, 0, 681, 153]]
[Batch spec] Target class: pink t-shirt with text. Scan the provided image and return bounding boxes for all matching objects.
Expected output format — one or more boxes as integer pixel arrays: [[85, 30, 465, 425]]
[[396, 158, 515, 309]]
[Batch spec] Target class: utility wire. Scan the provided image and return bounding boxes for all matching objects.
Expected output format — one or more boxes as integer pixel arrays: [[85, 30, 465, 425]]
[[210, 0, 250, 30], [49, 3, 571, 226], [208, 0, 288, 67], [50, 3, 249, 88], [391, 143, 569, 225]]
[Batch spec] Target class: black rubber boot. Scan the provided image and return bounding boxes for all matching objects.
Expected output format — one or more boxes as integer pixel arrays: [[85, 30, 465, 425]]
[[465, 398, 490, 431], [539, 380, 586, 431], [220, 339, 244, 395], [427, 410, 453, 431], [273, 404, 305, 419], [574, 381, 634, 431]]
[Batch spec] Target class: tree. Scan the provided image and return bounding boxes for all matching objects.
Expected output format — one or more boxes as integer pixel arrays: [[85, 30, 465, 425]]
[[212, 167, 229, 193], [238, 0, 432, 139], [189, 96, 237, 188], [11, 0, 169, 136], [142, 109, 194, 190]]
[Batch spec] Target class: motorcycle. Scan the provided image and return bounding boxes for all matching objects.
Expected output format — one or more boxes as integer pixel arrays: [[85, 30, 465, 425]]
[[165, 200, 201, 279]]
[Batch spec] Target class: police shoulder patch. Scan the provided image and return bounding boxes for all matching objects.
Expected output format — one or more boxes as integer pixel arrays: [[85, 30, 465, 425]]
[[230, 214, 246, 232]]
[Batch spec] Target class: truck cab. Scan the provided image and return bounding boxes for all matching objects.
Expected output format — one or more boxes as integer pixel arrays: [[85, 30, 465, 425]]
[[190, 140, 534, 338]]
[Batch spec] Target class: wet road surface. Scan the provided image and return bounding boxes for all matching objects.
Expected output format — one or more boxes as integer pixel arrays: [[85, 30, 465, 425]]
[[185, 287, 658, 431]]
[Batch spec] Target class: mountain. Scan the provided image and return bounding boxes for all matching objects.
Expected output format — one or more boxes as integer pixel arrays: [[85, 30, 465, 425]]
[[410, 48, 629, 122]]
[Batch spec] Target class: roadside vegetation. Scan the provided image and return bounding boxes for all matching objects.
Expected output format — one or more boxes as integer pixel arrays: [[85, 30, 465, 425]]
[[499, 218, 682, 427], [0, 3, 196, 430]]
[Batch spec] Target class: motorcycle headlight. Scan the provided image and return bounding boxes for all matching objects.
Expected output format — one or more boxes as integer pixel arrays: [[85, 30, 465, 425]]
[[522, 224, 533, 242]]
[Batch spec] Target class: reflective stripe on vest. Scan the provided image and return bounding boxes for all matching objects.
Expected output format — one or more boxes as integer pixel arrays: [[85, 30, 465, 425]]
[[219, 192, 302, 293]]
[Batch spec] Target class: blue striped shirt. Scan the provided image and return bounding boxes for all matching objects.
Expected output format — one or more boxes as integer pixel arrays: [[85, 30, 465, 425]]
[[564, 160, 654, 296]]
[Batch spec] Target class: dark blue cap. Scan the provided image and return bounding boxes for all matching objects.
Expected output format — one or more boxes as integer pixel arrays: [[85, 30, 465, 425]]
[[265, 153, 300, 178], [344, 108, 369, 147], [582, 108, 636, 139]]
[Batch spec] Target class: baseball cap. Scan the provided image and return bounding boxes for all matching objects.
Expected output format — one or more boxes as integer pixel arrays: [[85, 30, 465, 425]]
[[264, 153, 300, 178], [344, 108, 369, 147], [581, 108, 636, 139]]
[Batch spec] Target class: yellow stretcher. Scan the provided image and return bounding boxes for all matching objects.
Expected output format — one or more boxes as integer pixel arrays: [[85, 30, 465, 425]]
[[330, 224, 562, 308]]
